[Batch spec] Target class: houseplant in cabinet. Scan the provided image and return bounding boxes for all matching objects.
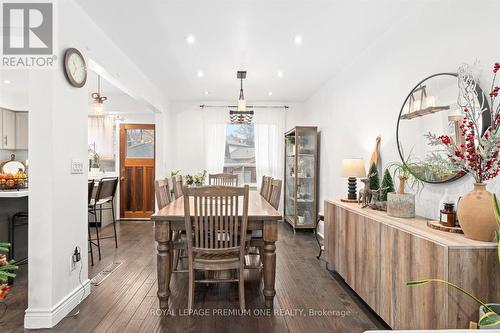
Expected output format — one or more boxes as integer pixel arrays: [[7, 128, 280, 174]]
[[284, 126, 318, 230]]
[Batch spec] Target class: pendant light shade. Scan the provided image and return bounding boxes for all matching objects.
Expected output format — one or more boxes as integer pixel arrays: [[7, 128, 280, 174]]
[[230, 71, 254, 124], [91, 75, 108, 113]]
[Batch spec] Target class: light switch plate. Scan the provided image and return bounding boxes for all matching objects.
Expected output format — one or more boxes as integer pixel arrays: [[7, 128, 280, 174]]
[[71, 159, 84, 174]]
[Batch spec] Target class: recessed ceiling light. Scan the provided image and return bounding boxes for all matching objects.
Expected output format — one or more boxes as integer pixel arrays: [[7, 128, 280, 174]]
[[197, 70, 204, 77], [3, 79, 11, 84], [294, 35, 303, 45], [204, 91, 209, 95], [268, 91, 273, 96], [186, 34, 195, 44], [277, 71, 283, 78]]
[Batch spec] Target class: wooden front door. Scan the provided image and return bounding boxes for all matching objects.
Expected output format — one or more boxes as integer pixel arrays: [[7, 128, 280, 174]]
[[119, 123, 155, 218]]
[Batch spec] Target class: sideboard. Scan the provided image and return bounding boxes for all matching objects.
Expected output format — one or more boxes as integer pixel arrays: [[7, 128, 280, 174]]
[[324, 200, 500, 330]]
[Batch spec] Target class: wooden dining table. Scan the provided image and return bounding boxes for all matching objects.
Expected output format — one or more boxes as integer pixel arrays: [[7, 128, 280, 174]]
[[151, 190, 282, 309]]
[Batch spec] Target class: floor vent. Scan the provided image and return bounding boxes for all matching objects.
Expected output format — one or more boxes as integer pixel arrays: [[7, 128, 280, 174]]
[[91, 261, 123, 286]]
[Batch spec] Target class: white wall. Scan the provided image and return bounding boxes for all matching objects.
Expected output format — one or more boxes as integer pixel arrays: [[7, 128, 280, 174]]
[[169, 101, 305, 176], [297, 0, 500, 220], [25, 0, 168, 328]]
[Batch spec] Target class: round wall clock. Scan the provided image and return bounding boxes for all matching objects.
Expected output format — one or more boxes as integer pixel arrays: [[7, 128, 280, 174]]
[[64, 48, 87, 88]]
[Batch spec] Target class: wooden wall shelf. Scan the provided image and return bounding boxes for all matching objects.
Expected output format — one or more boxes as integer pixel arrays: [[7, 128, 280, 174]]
[[324, 200, 500, 330]]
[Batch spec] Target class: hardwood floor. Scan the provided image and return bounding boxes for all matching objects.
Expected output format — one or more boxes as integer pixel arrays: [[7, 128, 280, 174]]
[[1, 221, 388, 333]]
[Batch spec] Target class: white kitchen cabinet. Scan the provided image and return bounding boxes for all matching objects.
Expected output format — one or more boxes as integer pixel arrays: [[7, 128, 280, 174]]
[[2, 109, 16, 150], [15, 112, 28, 150]]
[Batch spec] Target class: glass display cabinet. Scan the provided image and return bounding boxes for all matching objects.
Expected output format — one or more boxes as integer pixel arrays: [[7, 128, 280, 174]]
[[284, 126, 318, 230]]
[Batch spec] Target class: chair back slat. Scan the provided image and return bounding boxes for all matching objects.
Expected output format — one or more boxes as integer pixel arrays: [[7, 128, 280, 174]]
[[172, 175, 184, 199], [260, 176, 271, 198], [209, 173, 238, 186], [184, 185, 249, 254], [268, 178, 282, 210], [95, 177, 118, 202], [155, 179, 171, 210]]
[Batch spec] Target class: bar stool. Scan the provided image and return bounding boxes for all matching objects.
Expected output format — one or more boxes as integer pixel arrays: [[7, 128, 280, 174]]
[[8, 212, 28, 266], [88, 179, 97, 266], [88, 177, 119, 259]]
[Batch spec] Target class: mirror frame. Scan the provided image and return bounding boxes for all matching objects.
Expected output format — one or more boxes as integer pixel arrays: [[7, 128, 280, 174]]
[[396, 72, 491, 184]]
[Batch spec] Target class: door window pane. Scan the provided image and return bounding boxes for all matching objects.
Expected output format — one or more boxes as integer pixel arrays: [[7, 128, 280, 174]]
[[126, 129, 154, 158]]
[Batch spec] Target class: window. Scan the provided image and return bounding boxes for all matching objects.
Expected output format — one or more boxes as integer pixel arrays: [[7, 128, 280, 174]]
[[223, 123, 256, 186]]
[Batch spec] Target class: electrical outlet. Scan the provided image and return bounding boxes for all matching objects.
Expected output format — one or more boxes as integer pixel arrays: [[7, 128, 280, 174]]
[[70, 247, 81, 271], [71, 159, 84, 174]]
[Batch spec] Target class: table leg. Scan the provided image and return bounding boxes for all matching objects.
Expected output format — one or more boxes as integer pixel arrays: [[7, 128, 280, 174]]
[[155, 221, 172, 309], [262, 220, 277, 308]]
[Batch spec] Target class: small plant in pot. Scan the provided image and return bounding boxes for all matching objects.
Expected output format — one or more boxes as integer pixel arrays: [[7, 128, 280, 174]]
[[407, 194, 500, 328], [386, 154, 424, 218]]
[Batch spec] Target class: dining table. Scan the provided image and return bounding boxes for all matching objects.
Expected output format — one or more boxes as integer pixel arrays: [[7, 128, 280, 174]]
[[151, 190, 282, 309]]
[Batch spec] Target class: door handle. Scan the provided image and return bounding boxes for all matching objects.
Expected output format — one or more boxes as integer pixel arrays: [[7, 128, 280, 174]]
[[120, 176, 126, 181]]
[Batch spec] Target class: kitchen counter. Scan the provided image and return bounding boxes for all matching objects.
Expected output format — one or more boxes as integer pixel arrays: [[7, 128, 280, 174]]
[[0, 189, 29, 198]]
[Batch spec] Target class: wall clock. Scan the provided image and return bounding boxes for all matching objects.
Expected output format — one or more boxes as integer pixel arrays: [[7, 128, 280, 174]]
[[64, 48, 87, 88]]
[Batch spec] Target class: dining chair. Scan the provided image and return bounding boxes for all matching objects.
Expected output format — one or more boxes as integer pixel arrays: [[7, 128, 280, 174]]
[[260, 176, 271, 199], [267, 178, 282, 210], [183, 185, 249, 311], [155, 178, 171, 210], [209, 173, 238, 186], [155, 178, 185, 271], [172, 175, 184, 199]]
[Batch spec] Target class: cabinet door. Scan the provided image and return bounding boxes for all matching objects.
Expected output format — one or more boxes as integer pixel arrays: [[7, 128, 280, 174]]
[[2, 110, 16, 149], [15, 112, 28, 150]]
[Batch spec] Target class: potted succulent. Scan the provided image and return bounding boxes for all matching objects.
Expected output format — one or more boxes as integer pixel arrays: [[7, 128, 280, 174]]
[[386, 154, 424, 218], [427, 62, 500, 241], [407, 194, 500, 328]]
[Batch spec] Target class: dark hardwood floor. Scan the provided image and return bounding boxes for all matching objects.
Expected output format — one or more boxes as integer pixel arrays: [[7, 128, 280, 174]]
[[0, 221, 388, 333]]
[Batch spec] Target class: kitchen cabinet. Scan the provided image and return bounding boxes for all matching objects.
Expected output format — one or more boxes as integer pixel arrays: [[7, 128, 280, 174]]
[[15, 112, 28, 150], [1, 109, 16, 149]]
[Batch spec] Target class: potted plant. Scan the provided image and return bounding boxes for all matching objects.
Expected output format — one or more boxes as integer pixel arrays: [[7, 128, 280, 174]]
[[407, 194, 500, 328], [0, 242, 18, 317], [185, 170, 207, 186], [386, 154, 424, 218], [426, 62, 500, 241]]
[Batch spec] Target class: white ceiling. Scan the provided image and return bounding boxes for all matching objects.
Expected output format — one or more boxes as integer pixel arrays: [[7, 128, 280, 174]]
[[76, 0, 417, 102]]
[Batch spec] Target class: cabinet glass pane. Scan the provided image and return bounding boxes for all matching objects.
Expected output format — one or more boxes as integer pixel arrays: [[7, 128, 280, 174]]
[[126, 129, 154, 158]]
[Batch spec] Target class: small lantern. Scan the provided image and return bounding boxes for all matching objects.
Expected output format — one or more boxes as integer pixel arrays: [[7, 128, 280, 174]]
[[440, 203, 456, 227]]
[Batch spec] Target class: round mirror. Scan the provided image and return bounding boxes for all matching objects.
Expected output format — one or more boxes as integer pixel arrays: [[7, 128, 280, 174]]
[[396, 73, 491, 183]]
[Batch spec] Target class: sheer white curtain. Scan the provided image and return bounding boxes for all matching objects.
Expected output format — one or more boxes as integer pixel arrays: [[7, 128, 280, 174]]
[[203, 108, 228, 174], [88, 115, 115, 159], [254, 109, 285, 190]]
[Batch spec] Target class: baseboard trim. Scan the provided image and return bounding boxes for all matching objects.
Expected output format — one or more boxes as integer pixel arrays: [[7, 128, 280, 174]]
[[24, 279, 91, 329]]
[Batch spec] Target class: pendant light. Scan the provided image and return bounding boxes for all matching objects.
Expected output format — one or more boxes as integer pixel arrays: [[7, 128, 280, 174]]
[[230, 71, 254, 124], [91, 75, 108, 113]]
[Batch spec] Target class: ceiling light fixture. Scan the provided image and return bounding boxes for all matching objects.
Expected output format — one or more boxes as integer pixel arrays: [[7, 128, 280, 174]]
[[277, 71, 283, 78], [3, 79, 10, 84], [91, 75, 108, 113], [229, 71, 254, 124], [204, 91, 209, 95], [294, 35, 303, 45], [268, 91, 273, 96], [197, 70, 204, 77], [186, 34, 195, 44]]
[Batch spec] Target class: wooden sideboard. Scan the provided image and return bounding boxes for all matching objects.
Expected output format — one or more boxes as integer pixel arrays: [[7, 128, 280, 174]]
[[324, 200, 500, 330]]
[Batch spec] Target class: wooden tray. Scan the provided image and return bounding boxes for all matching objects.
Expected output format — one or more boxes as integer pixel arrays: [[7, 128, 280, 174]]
[[427, 220, 463, 234]]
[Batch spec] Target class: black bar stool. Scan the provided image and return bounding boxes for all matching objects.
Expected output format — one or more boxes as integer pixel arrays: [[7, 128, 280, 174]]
[[8, 212, 28, 266], [88, 177, 119, 263], [88, 179, 97, 266]]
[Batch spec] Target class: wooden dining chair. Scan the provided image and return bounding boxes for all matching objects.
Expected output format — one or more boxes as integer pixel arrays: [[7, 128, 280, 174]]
[[260, 176, 271, 199], [155, 178, 171, 210], [183, 185, 249, 311], [267, 178, 282, 210], [172, 175, 184, 199], [209, 173, 239, 186]]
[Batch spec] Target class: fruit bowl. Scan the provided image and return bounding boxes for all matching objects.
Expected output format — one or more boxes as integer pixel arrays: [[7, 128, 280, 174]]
[[0, 173, 28, 190]]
